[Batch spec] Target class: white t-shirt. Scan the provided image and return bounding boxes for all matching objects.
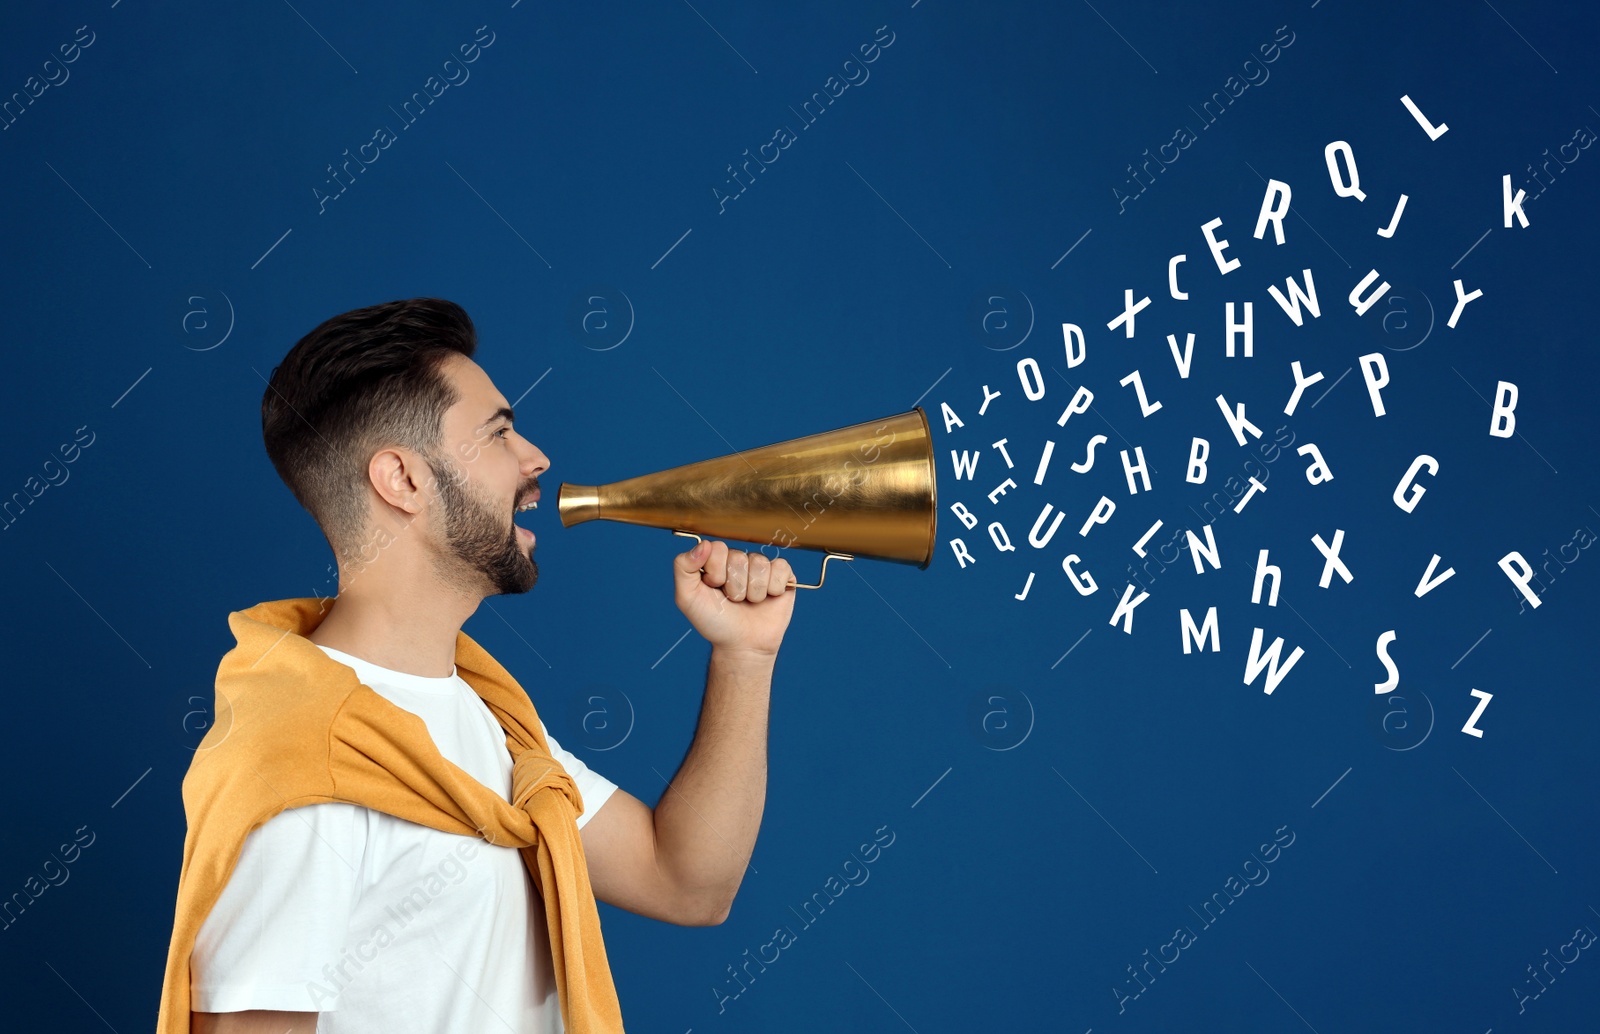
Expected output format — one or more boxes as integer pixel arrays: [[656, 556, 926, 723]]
[[190, 643, 619, 1031]]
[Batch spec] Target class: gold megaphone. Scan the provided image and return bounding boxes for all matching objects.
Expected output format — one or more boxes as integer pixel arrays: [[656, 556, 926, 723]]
[[557, 408, 937, 588]]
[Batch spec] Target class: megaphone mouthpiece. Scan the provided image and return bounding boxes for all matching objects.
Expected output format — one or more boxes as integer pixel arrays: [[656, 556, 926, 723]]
[[555, 485, 600, 526]]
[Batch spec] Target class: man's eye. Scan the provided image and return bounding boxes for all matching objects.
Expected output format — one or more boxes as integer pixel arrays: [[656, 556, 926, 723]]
[[495, 427, 511, 439]]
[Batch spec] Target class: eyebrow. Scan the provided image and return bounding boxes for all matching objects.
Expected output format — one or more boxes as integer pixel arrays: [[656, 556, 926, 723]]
[[484, 406, 515, 426]]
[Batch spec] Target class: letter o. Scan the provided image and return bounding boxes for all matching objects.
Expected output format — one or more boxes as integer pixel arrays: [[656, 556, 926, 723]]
[[1016, 357, 1045, 400]]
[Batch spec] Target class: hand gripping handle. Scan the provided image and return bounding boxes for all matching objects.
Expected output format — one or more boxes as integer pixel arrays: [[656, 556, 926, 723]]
[[672, 530, 852, 589]]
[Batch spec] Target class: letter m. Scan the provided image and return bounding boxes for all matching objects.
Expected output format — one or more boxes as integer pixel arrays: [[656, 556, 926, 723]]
[[1180, 607, 1220, 654]]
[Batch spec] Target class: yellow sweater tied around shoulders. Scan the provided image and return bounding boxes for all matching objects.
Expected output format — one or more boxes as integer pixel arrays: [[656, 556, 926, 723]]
[[156, 597, 625, 1033]]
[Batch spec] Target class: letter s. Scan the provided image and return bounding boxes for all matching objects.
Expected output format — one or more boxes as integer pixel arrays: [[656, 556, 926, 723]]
[[1373, 630, 1399, 694]]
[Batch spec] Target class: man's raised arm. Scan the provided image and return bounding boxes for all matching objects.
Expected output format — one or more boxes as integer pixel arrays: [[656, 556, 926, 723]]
[[580, 539, 794, 925]]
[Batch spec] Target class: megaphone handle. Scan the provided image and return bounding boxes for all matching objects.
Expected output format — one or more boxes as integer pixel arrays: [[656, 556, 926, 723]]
[[671, 530, 852, 589]]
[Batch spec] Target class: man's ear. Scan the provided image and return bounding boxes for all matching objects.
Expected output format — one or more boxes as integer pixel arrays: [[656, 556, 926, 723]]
[[369, 447, 428, 516]]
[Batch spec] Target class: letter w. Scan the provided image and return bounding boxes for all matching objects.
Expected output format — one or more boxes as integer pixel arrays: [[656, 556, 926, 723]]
[[1267, 269, 1321, 327], [950, 450, 979, 480], [1243, 627, 1304, 694]]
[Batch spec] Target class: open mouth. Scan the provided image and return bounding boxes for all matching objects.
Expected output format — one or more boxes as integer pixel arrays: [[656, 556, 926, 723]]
[[514, 492, 539, 546]]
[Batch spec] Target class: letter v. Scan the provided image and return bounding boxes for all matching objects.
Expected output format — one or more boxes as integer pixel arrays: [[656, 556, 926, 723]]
[[1167, 333, 1195, 379], [1415, 553, 1456, 597]]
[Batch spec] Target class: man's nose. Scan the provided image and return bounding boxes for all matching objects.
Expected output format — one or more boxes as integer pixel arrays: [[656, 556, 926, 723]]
[[522, 441, 548, 476]]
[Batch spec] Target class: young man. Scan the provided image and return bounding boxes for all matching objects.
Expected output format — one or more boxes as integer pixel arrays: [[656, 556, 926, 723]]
[[161, 298, 795, 1033]]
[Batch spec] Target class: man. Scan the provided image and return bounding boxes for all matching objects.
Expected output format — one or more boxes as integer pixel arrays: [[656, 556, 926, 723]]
[[167, 298, 795, 1032]]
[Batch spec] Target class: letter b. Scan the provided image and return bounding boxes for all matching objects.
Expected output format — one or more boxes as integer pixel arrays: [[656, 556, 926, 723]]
[[1490, 381, 1517, 438], [1187, 437, 1210, 484]]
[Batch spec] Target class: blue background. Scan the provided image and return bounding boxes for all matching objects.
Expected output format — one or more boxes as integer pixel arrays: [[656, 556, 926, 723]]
[[2, 0, 1598, 1030]]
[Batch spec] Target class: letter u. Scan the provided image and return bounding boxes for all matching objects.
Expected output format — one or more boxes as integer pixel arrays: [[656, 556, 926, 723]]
[[1030, 504, 1066, 548]]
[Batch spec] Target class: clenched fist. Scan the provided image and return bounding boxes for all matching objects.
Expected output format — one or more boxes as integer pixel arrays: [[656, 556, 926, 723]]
[[673, 539, 796, 657]]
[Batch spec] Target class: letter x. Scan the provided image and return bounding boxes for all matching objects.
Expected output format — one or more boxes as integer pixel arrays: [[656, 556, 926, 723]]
[[1312, 529, 1353, 587], [1107, 289, 1152, 339]]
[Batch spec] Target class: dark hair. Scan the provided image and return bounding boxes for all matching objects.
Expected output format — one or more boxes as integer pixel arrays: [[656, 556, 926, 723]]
[[262, 298, 476, 555]]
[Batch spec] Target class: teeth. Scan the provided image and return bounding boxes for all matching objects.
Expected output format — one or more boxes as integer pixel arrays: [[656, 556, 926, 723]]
[[517, 500, 538, 512]]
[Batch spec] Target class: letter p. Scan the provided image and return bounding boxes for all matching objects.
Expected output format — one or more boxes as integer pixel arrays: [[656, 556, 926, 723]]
[[1499, 550, 1540, 609], [1359, 352, 1390, 417]]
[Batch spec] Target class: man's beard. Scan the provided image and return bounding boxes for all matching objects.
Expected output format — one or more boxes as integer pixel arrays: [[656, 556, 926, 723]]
[[425, 452, 537, 596]]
